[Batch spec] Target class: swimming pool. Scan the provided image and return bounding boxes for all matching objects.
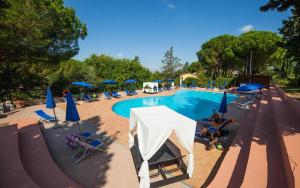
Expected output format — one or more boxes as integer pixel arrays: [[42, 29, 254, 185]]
[[112, 90, 236, 120]]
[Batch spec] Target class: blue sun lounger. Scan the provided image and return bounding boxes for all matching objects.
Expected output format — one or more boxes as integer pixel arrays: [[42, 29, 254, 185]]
[[195, 119, 233, 140], [34, 110, 56, 123], [111, 91, 121, 98], [206, 80, 211, 89], [72, 139, 104, 164], [132, 90, 138, 95], [83, 94, 93, 102], [125, 90, 134, 96], [103, 92, 111, 99], [65, 131, 93, 150]]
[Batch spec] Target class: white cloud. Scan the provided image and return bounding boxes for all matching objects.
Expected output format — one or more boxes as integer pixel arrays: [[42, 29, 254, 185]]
[[161, 0, 175, 9], [239, 24, 254, 33], [168, 3, 175, 9], [116, 53, 123, 58]]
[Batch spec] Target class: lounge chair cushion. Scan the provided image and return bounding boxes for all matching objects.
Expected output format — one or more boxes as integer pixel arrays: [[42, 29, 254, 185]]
[[90, 140, 102, 147], [81, 131, 92, 138], [34, 110, 56, 121]]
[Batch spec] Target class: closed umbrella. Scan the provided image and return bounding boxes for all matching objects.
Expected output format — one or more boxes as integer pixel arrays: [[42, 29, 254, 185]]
[[218, 92, 227, 119], [65, 92, 81, 133], [46, 87, 58, 125]]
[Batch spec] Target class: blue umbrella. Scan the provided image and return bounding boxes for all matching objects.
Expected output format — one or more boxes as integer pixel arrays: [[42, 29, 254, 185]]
[[154, 80, 162, 83], [218, 92, 227, 119], [125, 79, 136, 83], [237, 85, 259, 92], [65, 92, 81, 133], [102, 80, 117, 84], [46, 87, 57, 124], [246, 83, 264, 89], [72, 81, 93, 89]]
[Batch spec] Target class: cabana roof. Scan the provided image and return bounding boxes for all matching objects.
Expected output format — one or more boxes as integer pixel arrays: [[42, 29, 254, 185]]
[[129, 106, 196, 188]]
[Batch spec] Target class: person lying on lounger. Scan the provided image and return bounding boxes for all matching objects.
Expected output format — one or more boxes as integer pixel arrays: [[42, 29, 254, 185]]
[[199, 113, 234, 137]]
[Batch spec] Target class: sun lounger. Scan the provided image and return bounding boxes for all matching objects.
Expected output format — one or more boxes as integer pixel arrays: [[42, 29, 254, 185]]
[[65, 131, 93, 150], [130, 136, 187, 181], [206, 81, 211, 89], [132, 90, 138, 95], [111, 91, 121, 98], [83, 94, 93, 102], [195, 119, 233, 141], [103, 92, 111, 99], [34, 110, 56, 123], [125, 90, 134, 96], [72, 139, 104, 164], [237, 98, 255, 110]]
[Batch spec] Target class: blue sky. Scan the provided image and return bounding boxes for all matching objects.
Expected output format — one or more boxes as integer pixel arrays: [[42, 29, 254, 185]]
[[65, 0, 291, 71]]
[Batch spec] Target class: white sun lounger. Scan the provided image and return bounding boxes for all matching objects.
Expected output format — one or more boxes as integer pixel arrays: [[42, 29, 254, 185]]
[[237, 98, 255, 110]]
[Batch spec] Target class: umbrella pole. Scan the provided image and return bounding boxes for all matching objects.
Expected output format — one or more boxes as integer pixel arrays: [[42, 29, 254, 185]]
[[77, 121, 81, 134], [53, 108, 59, 126]]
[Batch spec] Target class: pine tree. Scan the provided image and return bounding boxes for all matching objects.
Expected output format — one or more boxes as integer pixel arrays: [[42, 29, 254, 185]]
[[161, 46, 182, 79]]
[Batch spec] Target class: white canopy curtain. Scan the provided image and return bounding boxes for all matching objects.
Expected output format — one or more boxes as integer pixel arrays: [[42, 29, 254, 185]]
[[128, 106, 196, 188]]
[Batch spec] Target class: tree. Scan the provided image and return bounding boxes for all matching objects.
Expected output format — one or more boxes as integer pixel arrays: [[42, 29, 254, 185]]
[[234, 31, 281, 74], [181, 62, 190, 74], [260, 0, 300, 84], [260, 0, 299, 13], [0, 0, 87, 100], [188, 61, 202, 73], [196, 35, 238, 79], [161, 46, 182, 79], [268, 48, 294, 79]]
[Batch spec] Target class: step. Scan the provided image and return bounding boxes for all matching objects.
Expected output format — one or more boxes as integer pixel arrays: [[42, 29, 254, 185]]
[[17, 118, 82, 188], [0, 123, 39, 188], [270, 87, 300, 188], [208, 96, 261, 187], [242, 90, 288, 187]]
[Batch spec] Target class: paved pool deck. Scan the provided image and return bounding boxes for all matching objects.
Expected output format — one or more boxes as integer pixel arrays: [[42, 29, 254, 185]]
[[0, 88, 249, 187]]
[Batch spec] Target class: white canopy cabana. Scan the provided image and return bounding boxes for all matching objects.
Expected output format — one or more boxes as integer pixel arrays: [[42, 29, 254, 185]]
[[143, 82, 158, 93], [128, 106, 196, 188]]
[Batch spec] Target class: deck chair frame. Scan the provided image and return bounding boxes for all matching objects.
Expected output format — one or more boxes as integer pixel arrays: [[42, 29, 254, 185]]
[[72, 139, 104, 164]]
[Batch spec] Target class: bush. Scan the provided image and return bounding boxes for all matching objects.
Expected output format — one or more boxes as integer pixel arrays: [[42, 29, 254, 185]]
[[215, 77, 234, 88], [184, 77, 199, 86]]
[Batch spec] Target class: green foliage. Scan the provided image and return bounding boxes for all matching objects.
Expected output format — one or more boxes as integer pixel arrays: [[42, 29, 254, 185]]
[[235, 31, 281, 73], [260, 0, 298, 12], [194, 31, 284, 81], [84, 54, 152, 89], [197, 71, 208, 85], [161, 46, 182, 79], [260, 0, 300, 85], [181, 62, 190, 74], [279, 9, 300, 83], [197, 35, 239, 79], [183, 77, 199, 86], [47, 55, 153, 95], [0, 0, 87, 101], [188, 61, 202, 73]]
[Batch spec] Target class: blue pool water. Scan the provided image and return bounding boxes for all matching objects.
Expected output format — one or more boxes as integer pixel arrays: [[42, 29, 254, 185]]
[[112, 90, 236, 120]]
